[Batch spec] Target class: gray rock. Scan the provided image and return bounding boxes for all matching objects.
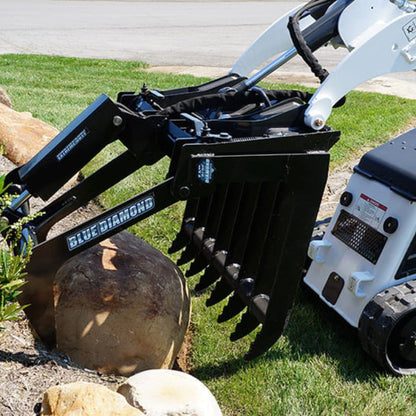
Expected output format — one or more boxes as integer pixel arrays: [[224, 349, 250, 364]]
[[117, 369, 222, 416]]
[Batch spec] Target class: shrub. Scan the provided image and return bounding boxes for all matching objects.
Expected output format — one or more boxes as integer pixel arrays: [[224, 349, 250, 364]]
[[0, 174, 34, 328]]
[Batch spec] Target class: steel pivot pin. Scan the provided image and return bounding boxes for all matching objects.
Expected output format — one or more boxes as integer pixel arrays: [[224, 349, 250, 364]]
[[313, 118, 324, 128], [113, 115, 123, 127]]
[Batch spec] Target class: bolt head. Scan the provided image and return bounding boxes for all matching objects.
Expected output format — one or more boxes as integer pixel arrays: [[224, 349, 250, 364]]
[[113, 115, 123, 127], [178, 186, 191, 199]]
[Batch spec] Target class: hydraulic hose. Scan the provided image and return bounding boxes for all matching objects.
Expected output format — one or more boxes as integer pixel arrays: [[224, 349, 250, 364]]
[[159, 89, 313, 117]]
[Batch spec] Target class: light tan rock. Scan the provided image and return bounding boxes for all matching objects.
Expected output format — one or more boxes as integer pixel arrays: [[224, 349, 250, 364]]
[[0, 87, 12, 108], [117, 369, 223, 416], [40, 381, 144, 416], [54, 231, 191, 376], [0, 102, 58, 165]]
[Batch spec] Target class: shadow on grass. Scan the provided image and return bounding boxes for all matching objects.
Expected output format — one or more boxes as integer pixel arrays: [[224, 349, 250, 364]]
[[281, 284, 381, 381], [192, 284, 383, 383], [191, 355, 249, 381]]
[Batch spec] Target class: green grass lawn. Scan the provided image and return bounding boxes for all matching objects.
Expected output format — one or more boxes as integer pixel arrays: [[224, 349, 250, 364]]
[[2, 54, 416, 415]]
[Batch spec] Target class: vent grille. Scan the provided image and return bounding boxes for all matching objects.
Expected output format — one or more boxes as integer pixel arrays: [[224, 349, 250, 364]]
[[332, 210, 387, 264]]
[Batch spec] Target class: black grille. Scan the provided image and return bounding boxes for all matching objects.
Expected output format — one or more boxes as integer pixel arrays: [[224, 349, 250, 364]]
[[332, 210, 387, 264]]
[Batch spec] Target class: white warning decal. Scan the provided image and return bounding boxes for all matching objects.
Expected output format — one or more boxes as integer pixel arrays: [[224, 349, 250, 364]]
[[353, 193, 387, 228]]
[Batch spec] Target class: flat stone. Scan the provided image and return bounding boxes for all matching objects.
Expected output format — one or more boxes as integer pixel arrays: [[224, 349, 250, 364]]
[[118, 369, 223, 416], [40, 382, 144, 416]]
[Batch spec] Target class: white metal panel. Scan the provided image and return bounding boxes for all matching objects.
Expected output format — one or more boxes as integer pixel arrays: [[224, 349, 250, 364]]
[[304, 10, 416, 129], [230, 3, 313, 77], [338, 0, 404, 49], [304, 172, 416, 327]]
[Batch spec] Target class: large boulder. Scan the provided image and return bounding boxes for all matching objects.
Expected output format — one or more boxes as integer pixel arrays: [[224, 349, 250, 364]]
[[54, 231, 191, 376], [40, 382, 144, 416], [0, 102, 58, 165], [117, 369, 223, 416]]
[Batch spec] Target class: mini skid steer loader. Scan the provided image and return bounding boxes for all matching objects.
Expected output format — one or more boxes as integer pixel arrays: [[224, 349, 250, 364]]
[[3, 0, 416, 373]]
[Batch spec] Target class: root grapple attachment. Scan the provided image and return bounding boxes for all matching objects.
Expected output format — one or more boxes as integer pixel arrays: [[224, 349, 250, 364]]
[[2, 78, 339, 356]]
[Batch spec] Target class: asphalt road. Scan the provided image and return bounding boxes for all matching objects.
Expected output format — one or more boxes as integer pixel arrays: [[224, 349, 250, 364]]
[[0, 0, 345, 70], [0, 0, 414, 85]]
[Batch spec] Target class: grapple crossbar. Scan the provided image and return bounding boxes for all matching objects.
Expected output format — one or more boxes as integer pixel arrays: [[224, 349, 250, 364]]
[[3, 75, 339, 358]]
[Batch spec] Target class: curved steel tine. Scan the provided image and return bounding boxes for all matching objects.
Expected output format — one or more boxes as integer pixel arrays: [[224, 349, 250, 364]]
[[168, 198, 199, 254]]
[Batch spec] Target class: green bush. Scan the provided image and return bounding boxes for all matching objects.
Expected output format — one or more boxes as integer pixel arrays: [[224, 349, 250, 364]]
[[0, 175, 33, 328]]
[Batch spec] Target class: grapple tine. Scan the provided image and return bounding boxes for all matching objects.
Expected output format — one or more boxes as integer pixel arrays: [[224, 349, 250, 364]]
[[206, 277, 234, 307], [217, 277, 255, 322], [245, 321, 287, 361], [188, 237, 217, 278], [245, 329, 280, 361], [176, 245, 197, 266], [185, 257, 208, 277], [230, 311, 260, 342], [237, 182, 281, 278], [176, 195, 212, 265], [168, 198, 199, 254], [186, 184, 229, 276], [193, 183, 244, 290]]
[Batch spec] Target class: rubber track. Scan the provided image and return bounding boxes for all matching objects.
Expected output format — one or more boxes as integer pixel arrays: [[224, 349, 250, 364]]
[[358, 279, 416, 374]]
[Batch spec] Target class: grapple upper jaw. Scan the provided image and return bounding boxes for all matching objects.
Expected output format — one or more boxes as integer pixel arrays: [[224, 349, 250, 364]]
[[169, 130, 339, 358]]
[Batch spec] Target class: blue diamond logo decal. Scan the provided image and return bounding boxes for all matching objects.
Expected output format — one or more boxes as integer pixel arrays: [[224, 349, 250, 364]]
[[197, 159, 215, 184]]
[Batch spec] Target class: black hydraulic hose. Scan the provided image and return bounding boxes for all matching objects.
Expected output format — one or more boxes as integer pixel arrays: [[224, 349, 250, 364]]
[[288, 0, 354, 107], [288, 0, 336, 83], [159, 89, 313, 117]]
